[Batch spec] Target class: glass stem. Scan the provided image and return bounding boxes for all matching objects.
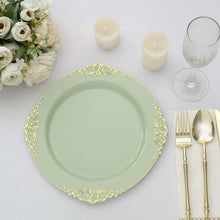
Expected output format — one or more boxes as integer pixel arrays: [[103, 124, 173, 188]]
[[187, 68, 198, 88]]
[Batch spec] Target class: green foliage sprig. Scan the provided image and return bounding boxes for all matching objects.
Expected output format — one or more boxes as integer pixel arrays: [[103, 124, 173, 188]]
[[4, 0, 23, 21]]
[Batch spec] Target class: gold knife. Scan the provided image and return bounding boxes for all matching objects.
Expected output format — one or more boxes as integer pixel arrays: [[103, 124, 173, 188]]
[[214, 110, 220, 145]]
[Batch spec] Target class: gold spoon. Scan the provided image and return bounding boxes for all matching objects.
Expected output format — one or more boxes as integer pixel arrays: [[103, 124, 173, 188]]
[[192, 109, 214, 220]]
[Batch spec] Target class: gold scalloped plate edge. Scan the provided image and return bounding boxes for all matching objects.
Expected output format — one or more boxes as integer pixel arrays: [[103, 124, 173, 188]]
[[24, 64, 168, 205]]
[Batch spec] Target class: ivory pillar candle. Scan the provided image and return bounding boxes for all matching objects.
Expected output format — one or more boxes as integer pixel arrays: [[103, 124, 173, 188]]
[[142, 32, 169, 71], [94, 17, 120, 50]]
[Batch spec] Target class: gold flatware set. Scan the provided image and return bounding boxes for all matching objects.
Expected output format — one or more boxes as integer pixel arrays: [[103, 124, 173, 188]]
[[176, 110, 219, 220]]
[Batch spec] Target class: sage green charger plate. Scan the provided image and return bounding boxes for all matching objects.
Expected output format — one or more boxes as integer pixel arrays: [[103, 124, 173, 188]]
[[24, 64, 168, 205]]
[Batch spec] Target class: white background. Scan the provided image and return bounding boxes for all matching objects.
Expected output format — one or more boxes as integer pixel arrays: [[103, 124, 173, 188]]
[[1, 0, 220, 219]]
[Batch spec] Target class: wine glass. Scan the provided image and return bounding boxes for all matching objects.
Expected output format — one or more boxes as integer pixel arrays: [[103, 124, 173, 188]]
[[173, 16, 220, 102]]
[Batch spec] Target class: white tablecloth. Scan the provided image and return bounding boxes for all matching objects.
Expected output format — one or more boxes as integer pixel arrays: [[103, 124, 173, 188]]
[[1, 0, 220, 219]]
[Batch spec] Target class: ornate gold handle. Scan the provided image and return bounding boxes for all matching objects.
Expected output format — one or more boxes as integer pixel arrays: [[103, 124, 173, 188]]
[[183, 147, 191, 220], [203, 143, 209, 220]]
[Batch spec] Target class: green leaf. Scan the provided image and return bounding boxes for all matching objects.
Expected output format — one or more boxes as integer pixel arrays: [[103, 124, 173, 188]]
[[12, 3, 19, 20], [0, 3, 6, 16], [4, 0, 23, 21], [15, 46, 27, 60], [7, 0, 16, 4]]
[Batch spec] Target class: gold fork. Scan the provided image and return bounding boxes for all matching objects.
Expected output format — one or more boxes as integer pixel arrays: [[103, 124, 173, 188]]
[[176, 111, 192, 220]]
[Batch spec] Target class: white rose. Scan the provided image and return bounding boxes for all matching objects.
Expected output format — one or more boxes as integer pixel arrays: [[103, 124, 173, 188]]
[[20, 9, 35, 21], [3, 43, 20, 56], [11, 22, 31, 42], [38, 0, 52, 11], [1, 60, 26, 86], [21, 0, 52, 11], [0, 46, 13, 70], [0, 16, 12, 38], [24, 52, 55, 86]]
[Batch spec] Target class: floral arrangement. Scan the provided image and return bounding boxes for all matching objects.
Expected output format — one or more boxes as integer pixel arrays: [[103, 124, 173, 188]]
[[0, 0, 60, 90]]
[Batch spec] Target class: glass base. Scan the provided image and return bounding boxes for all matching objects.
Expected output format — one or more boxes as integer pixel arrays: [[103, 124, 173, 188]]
[[173, 68, 209, 102]]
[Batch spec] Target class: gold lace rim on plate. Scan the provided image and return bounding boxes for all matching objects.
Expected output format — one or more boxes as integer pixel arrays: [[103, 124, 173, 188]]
[[24, 64, 168, 204]]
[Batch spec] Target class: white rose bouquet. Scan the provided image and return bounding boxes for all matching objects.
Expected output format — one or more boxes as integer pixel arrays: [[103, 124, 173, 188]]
[[0, 0, 60, 90]]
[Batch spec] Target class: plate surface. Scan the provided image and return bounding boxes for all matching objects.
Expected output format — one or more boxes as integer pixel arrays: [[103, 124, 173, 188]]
[[24, 64, 168, 204]]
